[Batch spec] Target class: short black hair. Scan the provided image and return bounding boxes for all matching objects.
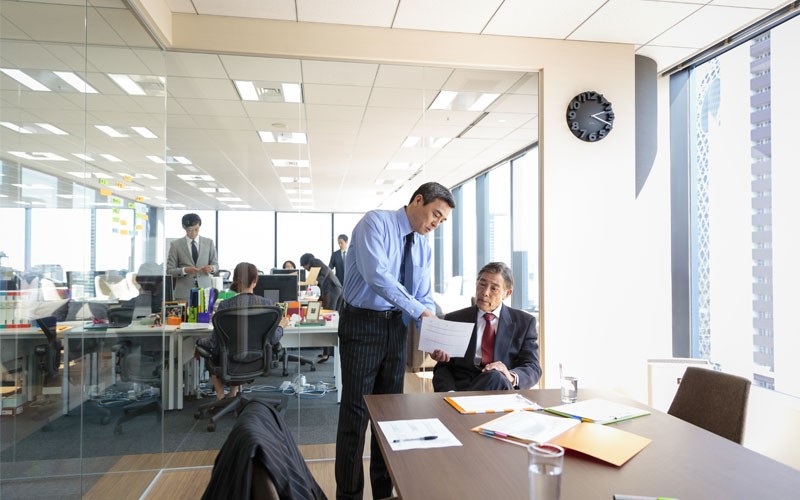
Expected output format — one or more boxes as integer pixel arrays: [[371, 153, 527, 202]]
[[408, 182, 455, 208], [181, 213, 202, 228], [337, 234, 348, 242], [299, 253, 315, 268], [478, 262, 514, 289]]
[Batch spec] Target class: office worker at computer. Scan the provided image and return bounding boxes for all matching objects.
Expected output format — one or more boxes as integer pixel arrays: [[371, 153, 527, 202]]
[[329, 234, 348, 284], [196, 262, 287, 400], [335, 181, 455, 500], [300, 256, 342, 363], [282, 260, 296, 270], [430, 262, 541, 392], [167, 213, 217, 301]]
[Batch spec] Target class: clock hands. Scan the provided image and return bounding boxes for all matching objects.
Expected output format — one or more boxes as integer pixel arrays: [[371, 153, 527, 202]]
[[590, 111, 612, 126]]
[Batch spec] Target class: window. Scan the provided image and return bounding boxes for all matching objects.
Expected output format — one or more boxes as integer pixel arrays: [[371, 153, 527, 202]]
[[218, 211, 274, 272]]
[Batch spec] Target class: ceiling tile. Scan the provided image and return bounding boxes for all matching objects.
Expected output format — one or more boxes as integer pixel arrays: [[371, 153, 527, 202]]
[[484, 0, 605, 39], [304, 84, 372, 107], [167, 76, 239, 100], [393, 0, 503, 33], [374, 64, 453, 90], [297, 0, 397, 27], [301, 59, 379, 86], [190, 0, 296, 20], [650, 5, 769, 48], [304, 103, 366, 123], [368, 87, 435, 109], [444, 69, 526, 93], [635, 45, 697, 72], [166, 0, 196, 13], [219, 55, 302, 82], [165, 52, 227, 78]]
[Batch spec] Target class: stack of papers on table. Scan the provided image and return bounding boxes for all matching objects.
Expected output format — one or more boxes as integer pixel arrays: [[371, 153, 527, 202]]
[[545, 398, 650, 424], [473, 411, 651, 466], [445, 393, 542, 414], [179, 322, 212, 331]]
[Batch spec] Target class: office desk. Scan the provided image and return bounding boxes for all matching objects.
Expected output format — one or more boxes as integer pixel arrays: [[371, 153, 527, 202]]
[[365, 389, 800, 500], [175, 322, 340, 409]]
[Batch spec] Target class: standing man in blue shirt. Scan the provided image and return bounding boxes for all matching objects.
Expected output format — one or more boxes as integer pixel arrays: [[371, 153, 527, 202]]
[[335, 182, 455, 500]]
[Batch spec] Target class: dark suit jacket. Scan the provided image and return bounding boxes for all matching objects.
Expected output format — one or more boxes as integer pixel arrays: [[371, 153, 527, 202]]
[[166, 235, 218, 300], [328, 249, 346, 284], [433, 305, 541, 392], [317, 267, 342, 311]]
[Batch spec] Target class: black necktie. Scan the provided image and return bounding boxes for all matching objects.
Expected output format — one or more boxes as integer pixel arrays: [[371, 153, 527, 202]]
[[191, 239, 198, 264], [399, 233, 413, 293]]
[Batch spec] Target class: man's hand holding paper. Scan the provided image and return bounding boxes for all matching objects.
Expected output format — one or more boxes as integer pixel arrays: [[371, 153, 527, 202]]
[[418, 316, 474, 359]]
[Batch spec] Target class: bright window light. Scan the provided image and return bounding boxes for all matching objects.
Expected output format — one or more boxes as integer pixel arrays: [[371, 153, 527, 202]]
[[99, 154, 121, 162], [108, 74, 146, 95], [282, 83, 303, 103], [429, 90, 457, 110], [468, 93, 500, 111], [36, 123, 68, 135], [0, 68, 50, 91], [53, 71, 98, 94], [131, 126, 158, 139], [234, 80, 259, 101], [72, 153, 94, 161], [95, 125, 128, 138], [0, 122, 32, 134]]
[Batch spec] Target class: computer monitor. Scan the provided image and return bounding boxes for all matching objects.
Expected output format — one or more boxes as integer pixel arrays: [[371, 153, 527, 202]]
[[270, 267, 306, 283], [253, 274, 298, 303], [134, 274, 175, 313]]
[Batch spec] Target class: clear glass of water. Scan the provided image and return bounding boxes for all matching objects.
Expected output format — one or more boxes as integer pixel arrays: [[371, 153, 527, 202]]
[[528, 443, 564, 500], [560, 376, 578, 404]]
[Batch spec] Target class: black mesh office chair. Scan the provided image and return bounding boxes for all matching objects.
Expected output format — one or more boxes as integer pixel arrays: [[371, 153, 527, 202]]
[[111, 339, 163, 434], [195, 305, 288, 432]]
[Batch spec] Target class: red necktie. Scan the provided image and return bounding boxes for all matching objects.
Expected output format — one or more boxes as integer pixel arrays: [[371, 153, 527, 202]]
[[481, 312, 496, 366]]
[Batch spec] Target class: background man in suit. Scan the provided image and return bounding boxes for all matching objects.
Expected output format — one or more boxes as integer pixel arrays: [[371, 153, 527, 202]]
[[335, 182, 455, 500], [329, 234, 348, 284], [167, 213, 218, 301], [430, 261, 541, 392]]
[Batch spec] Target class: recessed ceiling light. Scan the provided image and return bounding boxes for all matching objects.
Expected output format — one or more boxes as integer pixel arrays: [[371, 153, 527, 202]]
[[401, 137, 421, 148], [272, 159, 309, 167], [131, 126, 158, 139], [72, 154, 95, 162], [401, 136, 450, 149], [99, 154, 121, 162], [146, 155, 166, 164], [67, 171, 92, 178], [171, 156, 192, 165], [0, 68, 50, 91], [234, 80, 259, 101], [282, 83, 303, 103], [429, 90, 457, 110], [53, 71, 98, 94], [178, 174, 215, 182], [108, 74, 146, 95], [0, 122, 33, 134], [468, 93, 500, 111], [199, 187, 217, 193], [216, 197, 241, 202], [95, 125, 128, 138], [259, 131, 307, 144], [279, 176, 311, 184], [36, 123, 68, 135], [9, 151, 67, 161], [218, 187, 230, 193], [92, 172, 113, 179]]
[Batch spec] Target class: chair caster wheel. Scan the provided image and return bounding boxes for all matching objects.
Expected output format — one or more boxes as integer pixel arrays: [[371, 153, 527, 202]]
[[194, 411, 202, 419], [207, 422, 216, 432], [101, 415, 111, 425], [311, 365, 317, 372]]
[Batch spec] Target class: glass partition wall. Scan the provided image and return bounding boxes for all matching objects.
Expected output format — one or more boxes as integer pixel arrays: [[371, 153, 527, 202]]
[[1, 1, 539, 495]]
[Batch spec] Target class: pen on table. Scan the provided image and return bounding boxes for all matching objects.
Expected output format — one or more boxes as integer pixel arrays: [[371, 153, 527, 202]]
[[393, 435, 438, 443]]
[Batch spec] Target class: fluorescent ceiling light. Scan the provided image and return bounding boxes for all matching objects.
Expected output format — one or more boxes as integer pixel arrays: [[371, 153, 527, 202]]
[[429, 90, 457, 110], [259, 131, 308, 144], [401, 137, 421, 148], [121, 185, 143, 191], [11, 183, 54, 190], [468, 93, 500, 111], [0, 122, 32, 134], [227, 204, 251, 209], [234, 80, 259, 101], [218, 188, 230, 193], [171, 156, 192, 165], [282, 83, 303, 103], [36, 123, 68, 135], [14, 201, 30, 205], [199, 187, 217, 193], [177, 174, 215, 182], [9, 151, 67, 161], [280, 176, 311, 184], [67, 171, 92, 178], [216, 197, 241, 202], [0, 68, 50, 91], [401, 136, 450, 149], [284, 189, 312, 195], [272, 159, 309, 167], [72, 153, 95, 162], [95, 125, 128, 138], [146, 155, 166, 164], [92, 172, 113, 179], [99, 154, 121, 162], [430, 137, 451, 148], [164, 203, 186, 208], [108, 74, 146, 95], [53, 71, 98, 94], [385, 162, 422, 171], [132, 126, 158, 139]]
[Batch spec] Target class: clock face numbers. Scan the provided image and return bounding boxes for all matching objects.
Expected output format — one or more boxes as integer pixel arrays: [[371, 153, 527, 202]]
[[566, 91, 614, 142]]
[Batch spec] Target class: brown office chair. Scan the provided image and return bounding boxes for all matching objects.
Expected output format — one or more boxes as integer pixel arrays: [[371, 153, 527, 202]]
[[667, 366, 751, 443]]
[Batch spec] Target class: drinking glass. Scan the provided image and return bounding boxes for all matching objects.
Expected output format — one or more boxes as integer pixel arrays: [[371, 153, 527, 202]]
[[527, 443, 564, 500]]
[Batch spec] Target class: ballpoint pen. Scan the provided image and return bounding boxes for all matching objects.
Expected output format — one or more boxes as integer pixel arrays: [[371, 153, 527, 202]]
[[393, 435, 438, 443]]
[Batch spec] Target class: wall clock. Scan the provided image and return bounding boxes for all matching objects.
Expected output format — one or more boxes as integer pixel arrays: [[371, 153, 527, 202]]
[[566, 91, 614, 142]]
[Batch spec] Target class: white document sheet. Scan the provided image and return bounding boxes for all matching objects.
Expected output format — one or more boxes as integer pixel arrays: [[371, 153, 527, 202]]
[[377, 418, 462, 451], [417, 316, 474, 357]]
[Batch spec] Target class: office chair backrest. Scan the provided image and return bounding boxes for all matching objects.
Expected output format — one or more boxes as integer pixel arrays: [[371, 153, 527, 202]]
[[667, 366, 751, 444], [212, 305, 282, 383]]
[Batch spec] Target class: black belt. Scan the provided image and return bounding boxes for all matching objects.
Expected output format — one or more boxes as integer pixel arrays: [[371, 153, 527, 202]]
[[343, 303, 401, 320]]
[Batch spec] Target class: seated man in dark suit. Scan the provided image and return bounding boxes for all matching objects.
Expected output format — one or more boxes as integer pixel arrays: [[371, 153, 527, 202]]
[[430, 262, 541, 392]]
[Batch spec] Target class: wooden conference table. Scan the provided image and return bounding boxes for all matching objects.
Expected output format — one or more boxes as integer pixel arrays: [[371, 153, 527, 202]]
[[365, 389, 800, 500]]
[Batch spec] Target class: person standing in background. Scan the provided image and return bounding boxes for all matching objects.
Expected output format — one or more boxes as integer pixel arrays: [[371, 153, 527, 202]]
[[167, 213, 217, 301], [329, 234, 348, 284], [301, 256, 343, 363], [335, 182, 455, 500]]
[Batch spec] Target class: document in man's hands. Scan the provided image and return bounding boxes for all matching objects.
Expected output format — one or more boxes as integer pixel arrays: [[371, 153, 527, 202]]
[[417, 316, 474, 357], [445, 393, 543, 414], [544, 398, 650, 425]]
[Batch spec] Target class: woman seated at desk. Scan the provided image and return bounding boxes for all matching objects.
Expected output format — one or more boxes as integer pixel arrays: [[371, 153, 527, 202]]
[[196, 261, 288, 400]]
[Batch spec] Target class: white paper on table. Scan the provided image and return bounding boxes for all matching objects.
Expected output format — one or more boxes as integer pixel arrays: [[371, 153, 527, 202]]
[[378, 418, 462, 451], [417, 316, 474, 357]]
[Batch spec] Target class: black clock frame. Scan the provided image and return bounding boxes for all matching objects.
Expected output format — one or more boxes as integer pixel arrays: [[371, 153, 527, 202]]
[[566, 91, 614, 142]]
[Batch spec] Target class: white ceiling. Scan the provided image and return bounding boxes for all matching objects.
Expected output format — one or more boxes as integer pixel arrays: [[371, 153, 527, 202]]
[[0, 0, 790, 213]]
